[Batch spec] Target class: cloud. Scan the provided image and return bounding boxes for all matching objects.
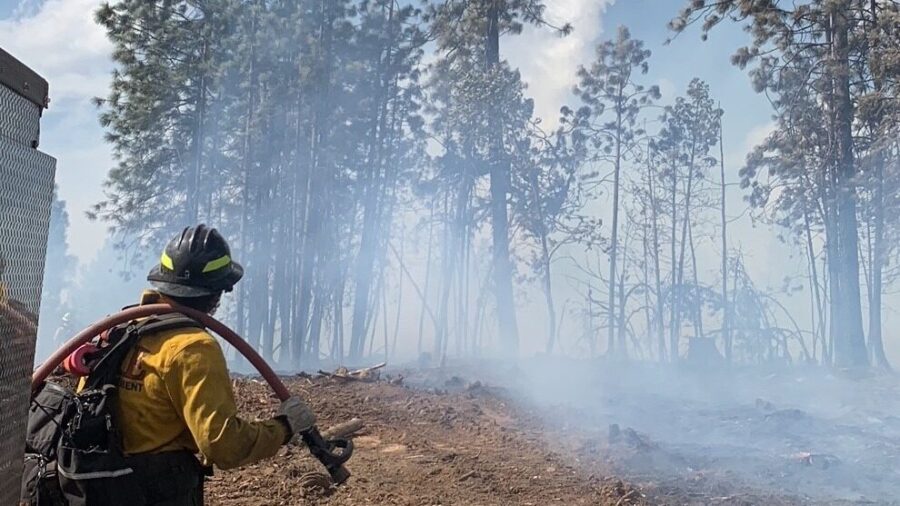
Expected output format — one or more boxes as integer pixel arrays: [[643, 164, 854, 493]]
[[0, 0, 114, 262], [0, 0, 111, 104], [505, 0, 615, 131]]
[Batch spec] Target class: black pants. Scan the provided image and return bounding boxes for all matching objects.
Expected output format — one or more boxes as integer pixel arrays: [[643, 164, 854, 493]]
[[64, 451, 206, 506]]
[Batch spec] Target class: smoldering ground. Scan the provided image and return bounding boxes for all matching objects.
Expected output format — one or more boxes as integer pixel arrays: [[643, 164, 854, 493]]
[[429, 358, 900, 505]]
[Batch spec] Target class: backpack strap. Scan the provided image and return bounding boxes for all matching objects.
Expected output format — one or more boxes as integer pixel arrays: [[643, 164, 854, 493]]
[[84, 313, 204, 389], [134, 313, 205, 337]]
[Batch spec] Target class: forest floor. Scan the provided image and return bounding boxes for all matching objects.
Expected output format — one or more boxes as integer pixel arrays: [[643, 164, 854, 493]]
[[206, 373, 644, 506], [208, 360, 900, 506]]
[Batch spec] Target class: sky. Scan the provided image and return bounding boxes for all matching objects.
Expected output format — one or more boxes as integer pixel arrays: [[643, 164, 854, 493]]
[[2, 0, 863, 358], [0, 0, 779, 265], [0, 0, 113, 261]]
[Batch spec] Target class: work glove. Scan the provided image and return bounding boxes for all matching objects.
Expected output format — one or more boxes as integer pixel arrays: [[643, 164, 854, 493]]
[[277, 396, 317, 440]]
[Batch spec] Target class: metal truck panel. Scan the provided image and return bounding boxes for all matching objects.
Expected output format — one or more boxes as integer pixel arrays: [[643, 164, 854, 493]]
[[0, 84, 42, 148], [0, 47, 49, 110], [0, 47, 54, 504]]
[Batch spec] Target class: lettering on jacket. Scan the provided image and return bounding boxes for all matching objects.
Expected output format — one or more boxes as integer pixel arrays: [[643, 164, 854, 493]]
[[119, 346, 147, 393]]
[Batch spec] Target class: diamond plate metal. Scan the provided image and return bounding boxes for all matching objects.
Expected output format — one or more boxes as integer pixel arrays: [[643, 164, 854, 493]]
[[0, 84, 54, 504], [0, 84, 41, 148]]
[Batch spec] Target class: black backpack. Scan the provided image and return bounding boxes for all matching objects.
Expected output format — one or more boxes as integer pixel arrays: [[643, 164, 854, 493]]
[[21, 313, 203, 506]]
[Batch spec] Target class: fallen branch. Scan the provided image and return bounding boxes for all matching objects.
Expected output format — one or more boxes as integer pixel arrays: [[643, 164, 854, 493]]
[[318, 363, 387, 382], [317, 370, 364, 382], [352, 362, 386, 375]]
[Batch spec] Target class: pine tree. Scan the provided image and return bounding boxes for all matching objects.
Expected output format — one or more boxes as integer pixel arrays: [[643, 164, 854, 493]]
[[674, 0, 900, 367], [569, 26, 660, 357], [425, 0, 568, 357], [656, 78, 721, 361]]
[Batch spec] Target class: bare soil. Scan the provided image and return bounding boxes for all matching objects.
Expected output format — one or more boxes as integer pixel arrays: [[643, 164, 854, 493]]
[[207, 375, 644, 506]]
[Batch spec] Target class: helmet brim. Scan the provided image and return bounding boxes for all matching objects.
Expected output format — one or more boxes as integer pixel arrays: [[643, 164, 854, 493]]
[[148, 279, 219, 298], [147, 261, 244, 298]]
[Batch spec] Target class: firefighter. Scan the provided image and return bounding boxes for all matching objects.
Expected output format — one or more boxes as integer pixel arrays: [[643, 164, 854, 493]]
[[101, 225, 315, 504]]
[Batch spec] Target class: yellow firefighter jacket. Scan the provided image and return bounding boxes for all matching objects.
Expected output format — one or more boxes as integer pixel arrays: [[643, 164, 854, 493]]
[[104, 291, 287, 469]]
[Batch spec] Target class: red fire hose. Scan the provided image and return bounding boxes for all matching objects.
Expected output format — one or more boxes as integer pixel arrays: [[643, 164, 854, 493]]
[[31, 303, 351, 483]]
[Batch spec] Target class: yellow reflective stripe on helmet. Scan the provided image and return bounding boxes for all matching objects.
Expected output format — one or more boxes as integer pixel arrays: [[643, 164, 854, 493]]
[[202, 255, 231, 273], [161, 252, 175, 271]]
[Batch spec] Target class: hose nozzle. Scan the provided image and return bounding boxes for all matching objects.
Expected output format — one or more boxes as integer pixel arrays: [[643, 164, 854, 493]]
[[300, 427, 353, 485]]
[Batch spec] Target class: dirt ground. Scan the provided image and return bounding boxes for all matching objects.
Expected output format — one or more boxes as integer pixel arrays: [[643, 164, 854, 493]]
[[206, 373, 644, 506], [207, 364, 897, 506]]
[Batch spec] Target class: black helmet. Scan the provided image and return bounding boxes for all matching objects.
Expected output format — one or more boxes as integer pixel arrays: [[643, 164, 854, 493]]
[[147, 225, 244, 297]]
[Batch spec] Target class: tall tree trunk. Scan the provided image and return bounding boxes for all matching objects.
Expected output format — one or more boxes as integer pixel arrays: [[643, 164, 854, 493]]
[[688, 220, 704, 339], [719, 112, 731, 361], [648, 157, 666, 362], [435, 193, 455, 358], [528, 171, 556, 355], [189, 41, 207, 224], [641, 220, 654, 358], [486, 0, 519, 356], [830, 5, 868, 368], [294, 0, 333, 368], [349, 1, 396, 361], [349, 176, 384, 360], [333, 294, 344, 362], [804, 207, 828, 364], [454, 172, 472, 358], [608, 109, 623, 357], [308, 286, 325, 367], [460, 225, 472, 356], [392, 227, 404, 361], [417, 198, 436, 357], [289, 58, 310, 369], [616, 228, 629, 356], [237, 10, 258, 345], [868, 152, 889, 368], [669, 157, 679, 361], [865, 0, 890, 370]]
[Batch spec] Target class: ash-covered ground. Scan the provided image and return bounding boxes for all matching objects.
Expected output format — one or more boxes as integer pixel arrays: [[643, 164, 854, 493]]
[[444, 359, 900, 505]]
